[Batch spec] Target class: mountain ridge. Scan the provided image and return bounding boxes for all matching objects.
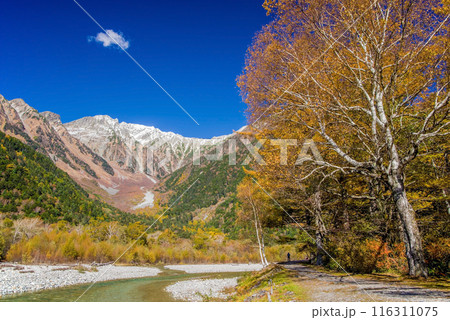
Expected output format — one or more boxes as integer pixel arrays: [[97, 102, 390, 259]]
[[65, 114, 234, 141], [0, 95, 155, 211], [65, 114, 234, 178], [0, 94, 246, 213]]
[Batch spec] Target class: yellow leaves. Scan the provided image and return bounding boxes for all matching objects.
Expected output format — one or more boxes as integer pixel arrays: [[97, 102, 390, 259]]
[[262, 0, 276, 15], [434, 0, 450, 15], [175, 172, 189, 185], [444, 0, 450, 13], [408, 191, 434, 211], [242, 167, 257, 176]]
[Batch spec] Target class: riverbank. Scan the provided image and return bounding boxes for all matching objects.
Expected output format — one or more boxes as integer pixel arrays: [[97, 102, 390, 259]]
[[166, 277, 239, 301], [0, 263, 263, 299], [163, 264, 264, 301], [231, 264, 450, 302], [0, 263, 160, 297]]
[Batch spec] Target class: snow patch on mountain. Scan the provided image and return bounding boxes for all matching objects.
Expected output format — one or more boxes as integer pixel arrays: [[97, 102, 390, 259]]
[[99, 183, 120, 196], [132, 191, 155, 210]]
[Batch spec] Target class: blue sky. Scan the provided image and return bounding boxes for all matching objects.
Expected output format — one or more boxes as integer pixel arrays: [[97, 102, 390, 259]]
[[0, 0, 270, 138]]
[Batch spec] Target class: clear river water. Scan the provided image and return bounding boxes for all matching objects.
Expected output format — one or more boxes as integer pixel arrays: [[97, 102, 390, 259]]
[[1, 268, 244, 302]]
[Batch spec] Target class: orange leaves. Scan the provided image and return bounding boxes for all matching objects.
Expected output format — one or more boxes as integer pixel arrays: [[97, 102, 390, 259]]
[[434, 0, 450, 15]]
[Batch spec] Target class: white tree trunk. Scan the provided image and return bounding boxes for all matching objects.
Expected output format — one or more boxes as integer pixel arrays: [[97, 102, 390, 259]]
[[250, 201, 268, 266], [389, 173, 428, 277], [254, 216, 267, 266], [258, 216, 269, 266]]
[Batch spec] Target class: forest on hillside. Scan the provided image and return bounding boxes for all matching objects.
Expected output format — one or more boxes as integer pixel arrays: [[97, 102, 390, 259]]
[[0, 131, 136, 225], [0, 131, 295, 264]]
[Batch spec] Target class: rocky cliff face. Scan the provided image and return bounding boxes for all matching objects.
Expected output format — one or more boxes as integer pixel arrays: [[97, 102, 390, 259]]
[[65, 115, 231, 178], [0, 94, 240, 212], [0, 96, 113, 180], [0, 96, 33, 144], [0, 95, 156, 211]]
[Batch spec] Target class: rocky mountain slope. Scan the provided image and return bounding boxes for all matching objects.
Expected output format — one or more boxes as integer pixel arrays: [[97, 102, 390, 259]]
[[0, 130, 136, 225], [0, 95, 155, 211], [65, 115, 231, 178], [0, 96, 113, 180], [0, 94, 244, 213], [154, 138, 250, 237]]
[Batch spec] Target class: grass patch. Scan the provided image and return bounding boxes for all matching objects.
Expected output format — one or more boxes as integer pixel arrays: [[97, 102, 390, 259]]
[[231, 264, 309, 302], [73, 265, 98, 273]]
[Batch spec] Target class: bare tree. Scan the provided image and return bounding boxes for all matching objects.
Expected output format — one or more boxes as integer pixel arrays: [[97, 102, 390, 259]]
[[237, 178, 269, 266]]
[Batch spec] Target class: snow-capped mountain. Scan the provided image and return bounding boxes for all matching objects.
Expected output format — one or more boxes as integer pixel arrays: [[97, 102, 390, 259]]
[[0, 94, 242, 212], [65, 115, 231, 178], [0, 95, 159, 211]]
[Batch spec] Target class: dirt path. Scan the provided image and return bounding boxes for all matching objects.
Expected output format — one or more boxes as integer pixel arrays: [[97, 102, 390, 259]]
[[284, 263, 449, 302]]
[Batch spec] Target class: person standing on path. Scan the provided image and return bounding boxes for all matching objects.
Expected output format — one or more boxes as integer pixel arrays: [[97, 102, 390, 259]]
[[287, 252, 291, 262]]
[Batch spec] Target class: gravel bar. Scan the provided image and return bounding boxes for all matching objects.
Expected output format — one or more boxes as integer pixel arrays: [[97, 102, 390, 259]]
[[166, 277, 239, 301], [0, 263, 160, 297], [164, 263, 263, 274]]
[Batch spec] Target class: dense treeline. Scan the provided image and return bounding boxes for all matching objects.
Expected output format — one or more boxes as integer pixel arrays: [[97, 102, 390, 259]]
[[237, 0, 449, 277], [0, 217, 296, 264], [0, 130, 300, 265], [0, 131, 146, 225], [156, 141, 248, 237]]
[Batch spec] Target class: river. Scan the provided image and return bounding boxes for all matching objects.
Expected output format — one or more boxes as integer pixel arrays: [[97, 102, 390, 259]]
[[1, 268, 244, 302]]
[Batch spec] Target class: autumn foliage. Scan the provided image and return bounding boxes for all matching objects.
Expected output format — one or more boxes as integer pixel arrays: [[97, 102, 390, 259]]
[[237, 0, 449, 277]]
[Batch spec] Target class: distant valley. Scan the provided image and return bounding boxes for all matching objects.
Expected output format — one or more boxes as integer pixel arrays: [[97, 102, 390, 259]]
[[0, 94, 240, 212]]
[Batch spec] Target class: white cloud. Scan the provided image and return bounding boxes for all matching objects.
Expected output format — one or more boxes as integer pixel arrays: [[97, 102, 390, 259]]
[[88, 29, 130, 49]]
